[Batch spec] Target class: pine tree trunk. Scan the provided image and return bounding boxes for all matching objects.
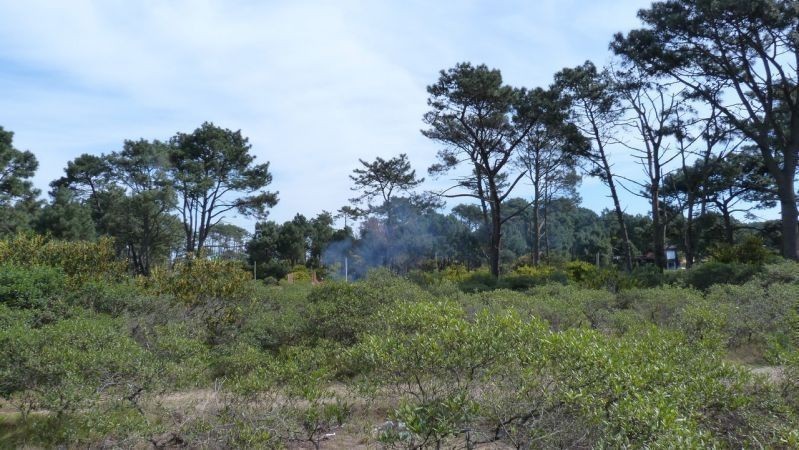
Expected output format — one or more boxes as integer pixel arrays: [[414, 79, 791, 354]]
[[721, 205, 734, 245], [490, 206, 502, 279], [684, 194, 695, 268], [532, 188, 540, 266], [652, 184, 666, 270], [602, 159, 633, 272], [779, 182, 799, 260]]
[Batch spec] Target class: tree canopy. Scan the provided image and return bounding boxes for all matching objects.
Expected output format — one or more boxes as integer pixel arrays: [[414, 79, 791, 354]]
[[612, 0, 799, 260], [169, 122, 278, 255], [0, 126, 40, 235]]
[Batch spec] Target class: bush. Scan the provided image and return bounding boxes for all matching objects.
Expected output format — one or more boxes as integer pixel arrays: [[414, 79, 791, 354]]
[[0, 315, 152, 420], [758, 260, 799, 285], [675, 301, 728, 350], [0, 303, 34, 329], [303, 270, 431, 344], [142, 256, 254, 307], [441, 263, 469, 282], [3, 253, 799, 447], [707, 281, 798, 353], [347, 297, 793, 448], [457, 269, 498, 292], [285, 264, 312, 283], [0, 264, 65, 309], [783, 301, 799, 414], [146, 323, 211, 388], [710, 236, 773, 265], [450, 265, 572, 292], [501, 265, 569, 290], [139, 257, 257, 345], [683, 261, 759, 291], [565, 265, 641, 291], [617, 286, 703, 328], [0, 234, 125, 288], [66, 279, 152, 315], [547, 326, 782, 448], [216, 343, 347, 449], [458, 285, 615, 331], [347, 305, 548, 448], [629, 264, 666, 288], [564, 260, 598, 283], [240, 302, 309, 353]]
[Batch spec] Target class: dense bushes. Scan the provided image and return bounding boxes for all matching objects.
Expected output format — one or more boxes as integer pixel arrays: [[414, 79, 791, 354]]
[[707, 282, 799, 353], [0, 316, 151, 420], [681, 261, 760, 291], [0, 234, 125, 287], [347, 301, 795, 448], [1, 236, 798, 447], [710, 235, 774, 265], [0, 264, 65, 309], [141, 256, 253, 307]]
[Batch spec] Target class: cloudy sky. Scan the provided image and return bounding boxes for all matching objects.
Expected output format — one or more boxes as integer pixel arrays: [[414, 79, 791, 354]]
[[0, 0, 666, 227]]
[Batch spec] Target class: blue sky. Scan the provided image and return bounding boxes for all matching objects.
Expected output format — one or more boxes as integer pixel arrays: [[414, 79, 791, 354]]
[[1, 0, 722, 229]]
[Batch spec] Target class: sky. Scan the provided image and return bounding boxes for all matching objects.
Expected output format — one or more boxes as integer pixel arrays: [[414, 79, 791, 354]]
[[0, 0, 705, 230]]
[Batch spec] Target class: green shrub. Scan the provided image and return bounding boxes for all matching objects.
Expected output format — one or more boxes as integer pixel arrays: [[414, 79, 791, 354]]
[[564, 260, 599, 283], [629, 264, 666, 288], [66, 279, 152, 315], [547, 326, 785, 448], [0, 400, 156, 449], [218, 343, 346, 449], [303, 270, 431, 344], [210, 342, 271, 379], [441, 263, 469, 282], [452, 265, 572, 292], [683, 261, 759, 291], [458, 269, 498, 292], [501, 265, 569, 290], [238, 283, 317, 351], [0, 315, 152, 420], [783, 301, 799, 414], [348, 305, 547, 448], [459, 285, 614, 331], [142, 256, 254, 307], [286, 264, 311, 282], [347, 297, 793, 448], [146, 323, 211, 388], [304, 282, 376, 344], [710, 235, 773, 265], [758, 260, 799, 285], [372, 298, 466, 338], [240, 302, 310, 352], [0, 234, 125, 288], [707, 281, 799, 353], [0, 304, 34, 329], [0, 264, 65, 309], [570, 265, 640, 291], [617, 286, 703, 328], [549, 286, 613, 330], [676, 301, 728, 350], [140, 257, 256, 345]]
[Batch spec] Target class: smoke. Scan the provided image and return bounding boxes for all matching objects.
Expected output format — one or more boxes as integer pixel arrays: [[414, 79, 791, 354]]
[[321, 199, 464, 280], [321, 237, 356, 280]]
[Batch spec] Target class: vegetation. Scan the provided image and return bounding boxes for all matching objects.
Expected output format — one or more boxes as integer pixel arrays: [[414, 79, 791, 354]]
[[2, 0, 799, 447], [1, 237, 798, 448]]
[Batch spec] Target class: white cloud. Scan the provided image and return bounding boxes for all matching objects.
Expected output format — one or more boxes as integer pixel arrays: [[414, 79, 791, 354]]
[[0, 0, 660, 226]]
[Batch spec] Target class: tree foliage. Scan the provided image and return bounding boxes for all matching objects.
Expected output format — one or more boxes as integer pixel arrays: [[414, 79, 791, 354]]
[[169, 122, 278, 255], [0, 127, 40, 235], [612, 0, 799, 260], [424, 63, 554, 278]]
